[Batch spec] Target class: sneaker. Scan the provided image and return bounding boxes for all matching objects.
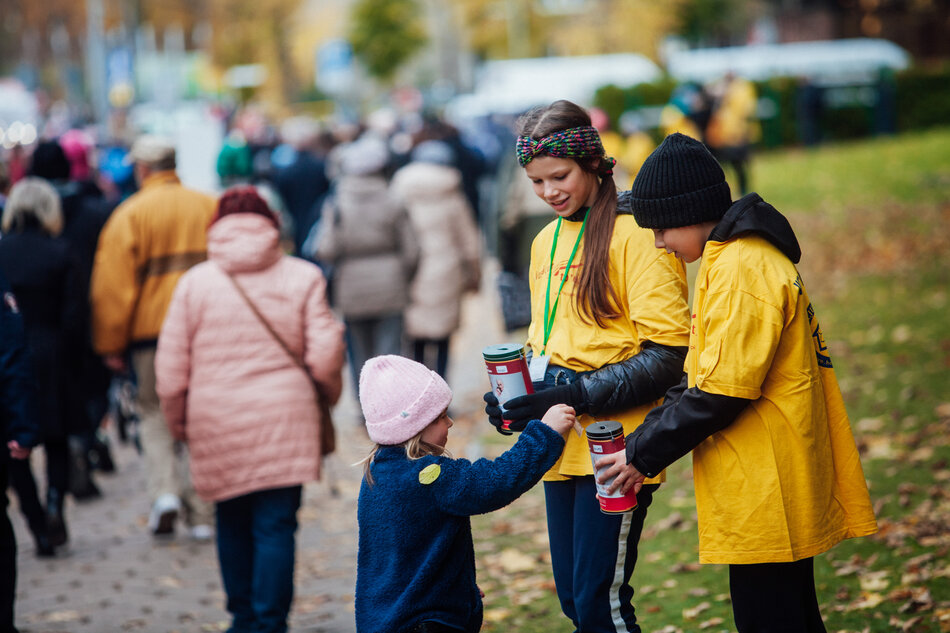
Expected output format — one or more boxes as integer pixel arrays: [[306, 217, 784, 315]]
[[189, 524, 214, 542], [148, 494, 180, 536]]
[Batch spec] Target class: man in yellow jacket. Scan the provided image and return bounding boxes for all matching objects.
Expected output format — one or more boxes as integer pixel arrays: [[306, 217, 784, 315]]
[[90, 135, 216, 539]]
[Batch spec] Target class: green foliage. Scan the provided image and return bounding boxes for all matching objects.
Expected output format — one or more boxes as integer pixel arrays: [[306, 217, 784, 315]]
[[347, 0, 428, 83], [896, 63, 950, 131]]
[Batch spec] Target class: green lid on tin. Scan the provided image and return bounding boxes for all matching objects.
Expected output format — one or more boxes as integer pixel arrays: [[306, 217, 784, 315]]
[[482, 343, 525, 362], [585, 420, 623, 441]]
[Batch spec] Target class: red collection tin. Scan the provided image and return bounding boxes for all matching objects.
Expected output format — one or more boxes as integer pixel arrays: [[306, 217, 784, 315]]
[[587, 421, 638, 514], [483, 343, 534, 432]]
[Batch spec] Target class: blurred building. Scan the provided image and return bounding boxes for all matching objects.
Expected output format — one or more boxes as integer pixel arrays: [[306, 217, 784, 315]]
[[761, 0, 950, 61]]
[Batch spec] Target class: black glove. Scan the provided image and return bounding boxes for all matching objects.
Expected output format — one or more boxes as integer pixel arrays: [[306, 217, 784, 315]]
[[483, 392, 512, 435], [498, 382, 586, 432]]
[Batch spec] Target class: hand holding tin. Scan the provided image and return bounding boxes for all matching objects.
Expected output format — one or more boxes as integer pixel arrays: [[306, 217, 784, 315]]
[[484, 392, 515, 435], [596, 452, 645, 497]]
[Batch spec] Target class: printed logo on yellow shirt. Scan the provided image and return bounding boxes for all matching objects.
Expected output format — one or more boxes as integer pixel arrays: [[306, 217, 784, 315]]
[[796, 274, 832, 368]]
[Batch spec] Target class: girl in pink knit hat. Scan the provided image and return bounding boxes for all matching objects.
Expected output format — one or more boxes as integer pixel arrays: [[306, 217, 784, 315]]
[[355, 354, 575, 633]]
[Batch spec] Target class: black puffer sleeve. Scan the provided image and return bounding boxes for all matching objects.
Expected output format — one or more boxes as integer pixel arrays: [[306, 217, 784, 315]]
[[625, 378, 752, 478], [578, 341, 687, 416]]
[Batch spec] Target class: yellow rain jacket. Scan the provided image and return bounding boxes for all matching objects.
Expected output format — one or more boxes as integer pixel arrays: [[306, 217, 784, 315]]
[[91, 171, 216, 355]]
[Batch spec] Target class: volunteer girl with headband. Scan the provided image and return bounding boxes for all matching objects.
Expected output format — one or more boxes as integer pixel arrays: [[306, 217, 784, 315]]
[[484, 100, 691, 631]]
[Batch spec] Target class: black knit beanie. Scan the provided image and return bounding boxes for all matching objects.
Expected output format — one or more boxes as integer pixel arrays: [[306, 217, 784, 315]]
[[630, 133, 732, 229]]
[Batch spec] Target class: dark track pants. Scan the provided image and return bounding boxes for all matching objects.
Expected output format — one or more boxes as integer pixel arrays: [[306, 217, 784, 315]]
[[729, 557, 826, 632], [544, 477, 657, 633]]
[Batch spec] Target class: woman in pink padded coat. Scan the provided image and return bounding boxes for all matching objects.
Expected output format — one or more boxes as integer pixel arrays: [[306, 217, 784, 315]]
[[155, 186, 345, 633]]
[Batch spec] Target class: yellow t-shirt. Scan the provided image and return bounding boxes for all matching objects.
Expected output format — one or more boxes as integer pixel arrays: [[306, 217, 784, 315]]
[[688, 235, 877, 564], [527, 214, 690, 481]]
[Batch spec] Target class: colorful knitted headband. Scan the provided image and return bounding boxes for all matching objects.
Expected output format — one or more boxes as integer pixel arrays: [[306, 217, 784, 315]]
[[516, 125, 617, 174]]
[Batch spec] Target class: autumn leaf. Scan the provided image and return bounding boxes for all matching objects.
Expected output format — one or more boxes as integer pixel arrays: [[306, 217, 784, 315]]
[[682, 601, 711, 619]]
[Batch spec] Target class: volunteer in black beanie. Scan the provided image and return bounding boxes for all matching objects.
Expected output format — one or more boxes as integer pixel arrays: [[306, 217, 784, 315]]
[[600, 132, 877, 633]]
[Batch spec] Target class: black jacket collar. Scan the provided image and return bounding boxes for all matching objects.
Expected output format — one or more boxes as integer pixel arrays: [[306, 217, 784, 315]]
[[708, 193, 802, 263]]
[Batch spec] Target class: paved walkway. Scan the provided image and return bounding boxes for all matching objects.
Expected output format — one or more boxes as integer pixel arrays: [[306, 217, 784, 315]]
[[11, 268, 506, 633]]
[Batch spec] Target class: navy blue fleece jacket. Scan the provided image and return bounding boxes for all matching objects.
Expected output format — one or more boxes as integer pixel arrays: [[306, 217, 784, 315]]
[[355, 420, 564, 633]]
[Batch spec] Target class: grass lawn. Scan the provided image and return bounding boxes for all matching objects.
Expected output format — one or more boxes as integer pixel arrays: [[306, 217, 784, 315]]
[[468, 128, 950, 633]]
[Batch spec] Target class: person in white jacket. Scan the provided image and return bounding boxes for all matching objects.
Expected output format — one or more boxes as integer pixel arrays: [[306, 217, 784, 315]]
[[391, 141, 481, 379]]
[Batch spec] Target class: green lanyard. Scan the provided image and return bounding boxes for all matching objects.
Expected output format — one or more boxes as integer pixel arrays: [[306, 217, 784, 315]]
[[542, 209, 589, 355]]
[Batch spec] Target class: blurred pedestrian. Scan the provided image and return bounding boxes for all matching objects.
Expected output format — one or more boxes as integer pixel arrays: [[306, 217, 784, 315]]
[[618, 113, 656, 190], [705, 72, 759, 195], [215, 129, 254, 188], [412, 115, 484, 221], [391, 141, 481, 379], [90, 135, 215, 539], [1, 268, 43, 633], [0, 178, 84, 554], [485, 100, 691, 632], [155, 186, 344, 633], [312, 135, 419, 409], [271, 117, 330, 256], [30, 137, 113, 498]]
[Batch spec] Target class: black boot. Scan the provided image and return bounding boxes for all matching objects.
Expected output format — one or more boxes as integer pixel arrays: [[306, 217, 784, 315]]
[[33, 530, 55, 558], [46, 488, 69, 548], [68, 435, 102, 500]]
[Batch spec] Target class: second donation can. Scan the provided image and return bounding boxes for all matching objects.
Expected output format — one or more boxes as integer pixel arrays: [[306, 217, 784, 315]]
[[483, 343, 534, 432], [587, 421, 638, 514]]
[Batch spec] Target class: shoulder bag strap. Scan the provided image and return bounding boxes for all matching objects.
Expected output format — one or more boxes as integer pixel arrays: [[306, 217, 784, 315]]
[[223, 268, 305, 369], [221, 266, 337, 458]]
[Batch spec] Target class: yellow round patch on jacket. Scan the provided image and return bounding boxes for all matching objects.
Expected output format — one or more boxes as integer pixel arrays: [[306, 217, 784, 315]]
[[419, 464, 441, 485]]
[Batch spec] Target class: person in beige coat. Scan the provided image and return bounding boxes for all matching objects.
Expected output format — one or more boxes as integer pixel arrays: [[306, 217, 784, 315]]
[[391, 141, 481, 378], [312, 135, 419, 404], [155, 186, 345, 633]]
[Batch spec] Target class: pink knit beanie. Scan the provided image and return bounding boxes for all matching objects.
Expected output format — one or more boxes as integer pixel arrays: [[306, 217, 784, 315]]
[[359, 355, 453, 445]]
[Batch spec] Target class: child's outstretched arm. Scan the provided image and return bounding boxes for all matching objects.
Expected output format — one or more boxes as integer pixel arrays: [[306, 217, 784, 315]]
[[424, 406, 574, 517]]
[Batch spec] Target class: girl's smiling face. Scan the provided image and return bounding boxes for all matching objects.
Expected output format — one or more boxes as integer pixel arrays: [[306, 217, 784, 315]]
[[525, 155, 599, 218]]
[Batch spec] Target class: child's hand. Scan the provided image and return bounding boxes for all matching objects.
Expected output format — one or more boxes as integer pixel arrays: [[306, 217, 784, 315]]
[[540, 404, 577, 436]]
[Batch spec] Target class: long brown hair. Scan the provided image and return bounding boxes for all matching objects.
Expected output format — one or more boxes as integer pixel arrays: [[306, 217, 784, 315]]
[[517, 100, 621, 327]]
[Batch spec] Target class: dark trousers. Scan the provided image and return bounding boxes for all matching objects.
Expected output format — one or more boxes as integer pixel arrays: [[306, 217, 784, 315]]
[[1, 465, 19, 633], [40, 439, 69, 494], [729, 557, 826, 632], [544, 478, 657, 633], [216, 486, 302, 633], [412, 338, 449, 379], [6, 459, 45, 538]]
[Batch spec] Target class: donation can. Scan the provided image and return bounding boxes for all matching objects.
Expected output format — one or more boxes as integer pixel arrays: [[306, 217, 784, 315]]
[[587, 421, 638, 514], [483, 343, 534, 432]]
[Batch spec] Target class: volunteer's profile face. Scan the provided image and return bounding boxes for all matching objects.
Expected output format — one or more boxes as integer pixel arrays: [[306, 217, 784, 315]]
[[652, 224, 708, 263]]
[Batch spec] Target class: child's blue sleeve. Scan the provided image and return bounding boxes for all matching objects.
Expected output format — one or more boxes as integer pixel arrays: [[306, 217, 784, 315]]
[[424, 421, 565, 516]]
